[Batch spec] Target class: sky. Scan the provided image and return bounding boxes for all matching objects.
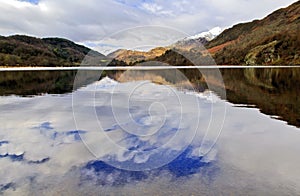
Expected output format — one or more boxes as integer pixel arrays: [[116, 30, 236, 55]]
[[0, 0, 298, 53]]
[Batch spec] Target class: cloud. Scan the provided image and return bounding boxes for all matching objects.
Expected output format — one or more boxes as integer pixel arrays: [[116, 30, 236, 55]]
[[141, 2, 173, 16], [0, 0, 298, 53], [1, 77, 300, 194], [91, 26, 189, 54], [0, 77, 218, 193]]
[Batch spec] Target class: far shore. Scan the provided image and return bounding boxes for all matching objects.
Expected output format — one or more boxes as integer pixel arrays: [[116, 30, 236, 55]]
[[1, 65, 300, 71]]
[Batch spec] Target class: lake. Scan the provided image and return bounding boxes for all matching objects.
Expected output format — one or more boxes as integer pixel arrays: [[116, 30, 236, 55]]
[[0, 67, 299, 195]]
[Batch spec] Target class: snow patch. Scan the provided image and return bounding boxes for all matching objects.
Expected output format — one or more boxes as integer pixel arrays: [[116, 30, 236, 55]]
[[185, 27, 223, 41]]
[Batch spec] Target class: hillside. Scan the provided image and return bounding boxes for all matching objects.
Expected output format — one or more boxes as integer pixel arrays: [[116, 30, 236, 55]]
[[126, 1, 300, 66], [108, 47, 168, 65], [206, 1, 300, 65], [0, 35, 108, 67]]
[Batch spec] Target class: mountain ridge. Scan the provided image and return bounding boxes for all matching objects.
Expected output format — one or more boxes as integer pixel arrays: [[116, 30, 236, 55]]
[[206, 1, 300, 65], [0, 35, 106, 67]]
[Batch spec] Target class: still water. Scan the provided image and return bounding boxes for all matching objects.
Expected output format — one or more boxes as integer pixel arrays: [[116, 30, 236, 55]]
[[0, 68, 299, 195]]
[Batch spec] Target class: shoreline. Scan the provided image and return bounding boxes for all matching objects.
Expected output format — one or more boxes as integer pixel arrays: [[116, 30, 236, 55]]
[[1, 65, 300, 71]]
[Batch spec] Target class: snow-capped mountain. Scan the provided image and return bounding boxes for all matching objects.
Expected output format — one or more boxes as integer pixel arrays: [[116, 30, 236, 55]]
[[172, 27, 223, 51], [185, 27, 223, 41], [106, 27, 223, 65]]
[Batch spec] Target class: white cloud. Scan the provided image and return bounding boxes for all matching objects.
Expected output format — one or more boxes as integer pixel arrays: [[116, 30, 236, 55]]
[[1, 77, 300, 194], [0, 0, 298, 53], [141, 3, 173, 16], [91, 26, 189, 55]]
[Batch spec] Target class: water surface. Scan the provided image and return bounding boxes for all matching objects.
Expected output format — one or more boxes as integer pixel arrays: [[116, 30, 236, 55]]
[[0, 67, 299, 195]]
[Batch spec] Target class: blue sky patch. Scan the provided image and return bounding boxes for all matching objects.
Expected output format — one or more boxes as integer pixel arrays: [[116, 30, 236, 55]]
[[66, 130, 86, 141], [0, 153, 24, 162], [0, 183, 16, 193], [36, 122, 86, 142], [0, 141, 9, 146], [81, 160, 148, 186], [166, 147, 209, 177], [18, 0, 39, 5], [80, 146, 214, 187], [39, 122, 53, 130], [28, 157, 50, 164]]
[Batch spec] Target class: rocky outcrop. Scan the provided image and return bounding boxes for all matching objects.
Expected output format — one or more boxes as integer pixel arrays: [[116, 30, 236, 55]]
[[245, 41, 280, 65]]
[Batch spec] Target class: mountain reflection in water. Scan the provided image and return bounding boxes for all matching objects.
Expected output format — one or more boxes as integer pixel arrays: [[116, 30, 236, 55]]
[[0, 68, 299, 127]]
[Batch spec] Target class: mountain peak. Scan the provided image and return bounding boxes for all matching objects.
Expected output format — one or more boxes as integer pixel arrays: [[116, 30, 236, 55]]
[[185, 27, 223, 41]]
